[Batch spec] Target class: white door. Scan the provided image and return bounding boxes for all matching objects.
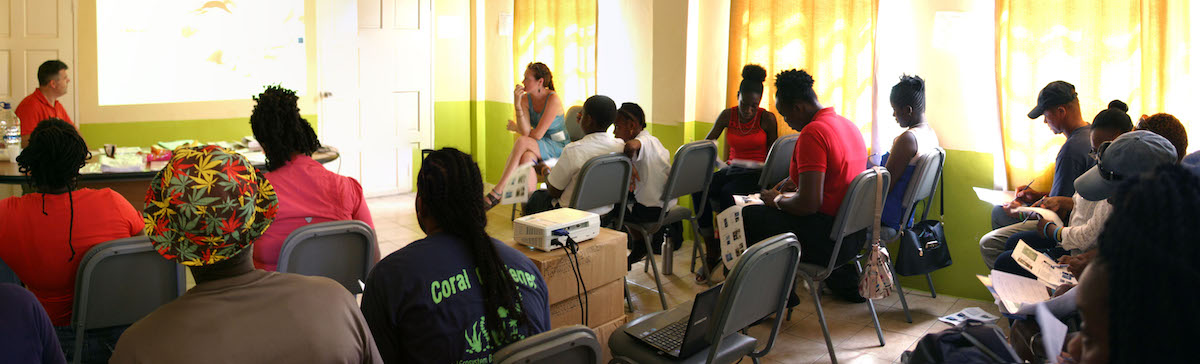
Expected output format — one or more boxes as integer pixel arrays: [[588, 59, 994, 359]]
[[0, 0, 75, 118], [316, 0, 432, 195]]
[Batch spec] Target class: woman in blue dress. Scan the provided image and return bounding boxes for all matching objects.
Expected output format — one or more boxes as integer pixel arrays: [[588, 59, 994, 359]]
[[485, 62, 568, 209]]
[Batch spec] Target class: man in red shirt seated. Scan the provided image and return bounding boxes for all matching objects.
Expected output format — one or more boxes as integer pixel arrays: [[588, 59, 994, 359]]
[[747, 69, 869, 303], [15, 60, 74, 137]]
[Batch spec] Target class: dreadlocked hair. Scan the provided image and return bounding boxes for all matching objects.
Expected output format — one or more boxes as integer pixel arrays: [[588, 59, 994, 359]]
[[417, 148, 531, 347], [15, 118, 90, 261], [250, 85, 320, 171], [1097, 163, 1200, 363]]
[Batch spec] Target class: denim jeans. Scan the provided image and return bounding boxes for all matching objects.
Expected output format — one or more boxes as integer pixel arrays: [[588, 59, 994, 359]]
[[54, 325, 128, 364]]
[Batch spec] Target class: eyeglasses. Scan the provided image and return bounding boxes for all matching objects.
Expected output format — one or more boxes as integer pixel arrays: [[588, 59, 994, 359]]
[[1092, 141, 1122, 181]]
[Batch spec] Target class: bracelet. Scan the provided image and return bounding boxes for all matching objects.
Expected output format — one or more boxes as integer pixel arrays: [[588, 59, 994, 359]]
[[1054, 226, 1063, 242], [773, 194, 784, 210], [1043, 222, 1056, 238]]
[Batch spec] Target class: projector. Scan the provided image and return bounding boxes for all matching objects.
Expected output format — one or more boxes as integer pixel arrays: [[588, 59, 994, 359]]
[[514, 208, 601, 251]]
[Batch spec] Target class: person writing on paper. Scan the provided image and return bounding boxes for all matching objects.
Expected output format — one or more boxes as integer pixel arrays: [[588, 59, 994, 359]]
[[1058, 164, 1200, 364], [980, 81, 1094, 268], [991, 101, 1146, 278], [15, 60, 74, 138], [879, 75, 939, 230], [521, 95, 624, 216], [248, 85, 376, 271], [736, 69, 868, 302], [361, 148, 549, 363], [485, 62, 568, 210], [613, 102, 678, 269], [0, 119, 144, 364]]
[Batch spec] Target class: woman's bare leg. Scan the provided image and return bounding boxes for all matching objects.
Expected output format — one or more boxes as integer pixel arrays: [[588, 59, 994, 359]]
[[491, 136, 542, 195]]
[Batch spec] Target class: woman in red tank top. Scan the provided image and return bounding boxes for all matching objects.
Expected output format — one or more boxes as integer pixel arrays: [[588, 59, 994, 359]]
[[693, 65, 778, 280]]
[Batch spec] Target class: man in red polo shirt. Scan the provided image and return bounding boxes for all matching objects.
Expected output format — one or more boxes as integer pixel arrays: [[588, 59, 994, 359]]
[[15, 60, 74, 136], [745, 68, 869, 303]]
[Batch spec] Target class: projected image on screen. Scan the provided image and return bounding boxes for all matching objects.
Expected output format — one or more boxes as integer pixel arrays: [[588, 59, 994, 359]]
[[97, 0, 306, 106]]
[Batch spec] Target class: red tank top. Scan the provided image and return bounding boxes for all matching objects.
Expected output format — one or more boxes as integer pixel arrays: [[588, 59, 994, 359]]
[[725, 106, 768, 162]]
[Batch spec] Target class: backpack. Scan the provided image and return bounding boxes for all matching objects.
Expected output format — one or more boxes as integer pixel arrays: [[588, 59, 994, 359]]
[[903, 320, 1022, 364]]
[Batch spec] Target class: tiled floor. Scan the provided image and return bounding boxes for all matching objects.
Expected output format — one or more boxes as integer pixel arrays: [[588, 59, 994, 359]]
[[367, 194, 1002, 364]]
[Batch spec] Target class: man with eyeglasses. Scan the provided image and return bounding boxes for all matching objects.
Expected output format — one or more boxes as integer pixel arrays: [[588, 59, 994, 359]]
[[979, 81, 1095, 268]]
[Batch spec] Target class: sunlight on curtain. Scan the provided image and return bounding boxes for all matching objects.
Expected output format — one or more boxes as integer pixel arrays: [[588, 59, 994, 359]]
[[726, 0, 878, 147], [513, 0, 596, 109], [996, 0, 1194, 188]]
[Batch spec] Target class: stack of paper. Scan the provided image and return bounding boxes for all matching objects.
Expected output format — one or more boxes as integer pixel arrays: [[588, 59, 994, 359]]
[[939, 307, 1000, 325]]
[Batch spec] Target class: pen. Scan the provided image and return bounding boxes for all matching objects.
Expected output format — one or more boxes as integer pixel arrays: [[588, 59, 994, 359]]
[[1018, 196, 1047, 223]]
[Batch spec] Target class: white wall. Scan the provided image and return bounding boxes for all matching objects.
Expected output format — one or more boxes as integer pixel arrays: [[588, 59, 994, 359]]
[[596, 0, 653, 117]]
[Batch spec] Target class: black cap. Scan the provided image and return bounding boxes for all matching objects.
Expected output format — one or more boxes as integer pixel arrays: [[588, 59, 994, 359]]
[[1027, 81, 1078, 119]]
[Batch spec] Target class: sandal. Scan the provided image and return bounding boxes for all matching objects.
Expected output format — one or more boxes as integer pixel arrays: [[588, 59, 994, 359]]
[[484, 191, 502, 210]]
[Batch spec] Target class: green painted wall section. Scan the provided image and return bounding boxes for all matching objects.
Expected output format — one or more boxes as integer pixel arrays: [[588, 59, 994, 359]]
[[433, 101, 475, 154], [78, 114, 318, 150], [484, 101, 517, 184], [888, 149, 995, 301]]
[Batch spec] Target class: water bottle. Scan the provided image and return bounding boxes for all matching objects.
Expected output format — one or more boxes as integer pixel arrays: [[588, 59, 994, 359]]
[[0, 103, 7, 148], [2, 102, 19, 148]]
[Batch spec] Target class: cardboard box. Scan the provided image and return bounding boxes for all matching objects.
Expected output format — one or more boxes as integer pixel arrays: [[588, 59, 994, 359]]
[[549, 279, 624, 328], [509, 227, 627, 305], [594, 315, 628, 364]]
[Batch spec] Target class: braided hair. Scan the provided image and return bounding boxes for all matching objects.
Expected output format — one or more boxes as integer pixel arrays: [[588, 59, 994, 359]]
[[890, 74, 925, 116], [250, 85, 320, 171], [417, 148, 531, 347], [15, 118, 91, 261], [1137, 113, 1188, 162], [1097, 163, 1200, 363]]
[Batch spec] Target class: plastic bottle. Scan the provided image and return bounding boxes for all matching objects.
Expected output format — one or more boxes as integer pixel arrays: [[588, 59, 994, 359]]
[[2, 102, 19, 148], [0, 102, 7, 148]]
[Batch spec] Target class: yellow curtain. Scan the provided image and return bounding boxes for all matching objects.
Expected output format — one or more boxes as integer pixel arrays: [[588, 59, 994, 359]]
[[726, 0, 878, 147], [996, 0, 1195, 188], [513, 0, 597, 109]]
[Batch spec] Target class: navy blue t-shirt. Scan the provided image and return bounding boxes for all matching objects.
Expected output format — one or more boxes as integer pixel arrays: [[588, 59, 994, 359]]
[[361, 233, 550, 364], [0, 283, 66, 364], [1050, 125, 1095, 197]]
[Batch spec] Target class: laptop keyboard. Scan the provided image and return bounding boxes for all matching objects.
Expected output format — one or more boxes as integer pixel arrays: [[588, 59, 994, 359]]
[[644, 319, 688, 352]]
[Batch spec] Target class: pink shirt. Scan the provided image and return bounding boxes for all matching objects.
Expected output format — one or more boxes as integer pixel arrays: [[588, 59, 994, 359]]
[[254, 155, 376, 271]]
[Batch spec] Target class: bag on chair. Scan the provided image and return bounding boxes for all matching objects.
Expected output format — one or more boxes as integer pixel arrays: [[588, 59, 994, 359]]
[[896, 168, 952, 276], [859, 167, 895, 300]]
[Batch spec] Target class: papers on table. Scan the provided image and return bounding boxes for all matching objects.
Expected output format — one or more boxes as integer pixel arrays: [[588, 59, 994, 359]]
[[1036, 302, 1068, 364], [973, 187, 1017, 206], [989, 270, 1051, 314], [1013, 240, 1078, 288], [99, 155, 145, 173], [499, 162, 535, 205], [939, 307, 1001, 325], [1014, 206, 1064, 227], [716, 205, 748, 270]]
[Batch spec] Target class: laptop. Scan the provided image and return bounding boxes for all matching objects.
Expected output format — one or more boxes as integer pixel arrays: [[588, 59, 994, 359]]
[[624, 283, 723, 358]]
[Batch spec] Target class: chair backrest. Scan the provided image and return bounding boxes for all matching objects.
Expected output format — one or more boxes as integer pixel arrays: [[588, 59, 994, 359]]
[[825, 168, 890, 270], [492, 325, 601, 364], [277, 220, 378, 294], [569, 153, 632, 227], [0, 257, 19, 285], [72, 236, 185, 331], [705, 233, 802, 363], [658, 140, 719, 214], [564, 105, 584, 142], [899, 147, 946, 224], [758, 133, 800, 189]]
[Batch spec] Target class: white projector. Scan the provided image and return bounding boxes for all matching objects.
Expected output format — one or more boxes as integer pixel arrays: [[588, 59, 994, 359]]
[[514, 208, 601, 251]]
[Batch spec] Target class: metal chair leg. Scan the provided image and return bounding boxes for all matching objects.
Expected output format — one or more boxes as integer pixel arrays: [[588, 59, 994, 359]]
[[642, 230, 669, 310], [856, 260, 886, 346], [890, 260, 913, 323], [809, 277, 838, 364], [624, 278, 634, 311], [926, 273, 937, 298]]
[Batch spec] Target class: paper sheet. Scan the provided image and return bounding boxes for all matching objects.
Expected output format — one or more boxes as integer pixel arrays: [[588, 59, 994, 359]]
[[732, 192, 794, 207], [973, 187, 1017, 206], [939, 307, 1001, 325], [1036, 302, 1068, 364], [716, 205, 748, 270], [1013, 240, 1078, 288], [989, 270, 1051, 313], [1014, 206, 1064, 227], [499, 162, 535, 205]]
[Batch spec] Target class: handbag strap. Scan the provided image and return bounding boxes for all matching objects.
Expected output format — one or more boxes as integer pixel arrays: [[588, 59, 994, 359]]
[[872, 166, 885, 247], [938, 160, 945, 220]]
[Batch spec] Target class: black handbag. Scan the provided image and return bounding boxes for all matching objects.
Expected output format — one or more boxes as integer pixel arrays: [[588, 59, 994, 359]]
[[902, 320, 1022, 364], [896, 169, 952, 276]]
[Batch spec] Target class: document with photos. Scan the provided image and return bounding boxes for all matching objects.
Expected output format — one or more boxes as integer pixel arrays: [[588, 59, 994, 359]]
[[499, 162, 535, 205], [1013, 240, 1078, 288], [716, 205, 748, 270]]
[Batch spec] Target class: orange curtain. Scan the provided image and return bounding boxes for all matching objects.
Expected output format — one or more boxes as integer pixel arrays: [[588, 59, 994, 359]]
[[726, 0, 878, 147], [513, 0, 597, 109], [996, 0, 1195, 188]]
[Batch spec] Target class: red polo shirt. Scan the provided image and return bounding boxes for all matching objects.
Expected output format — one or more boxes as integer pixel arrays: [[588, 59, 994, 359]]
[[790, 107, 867, 216], [14, 89, 73, 136]]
